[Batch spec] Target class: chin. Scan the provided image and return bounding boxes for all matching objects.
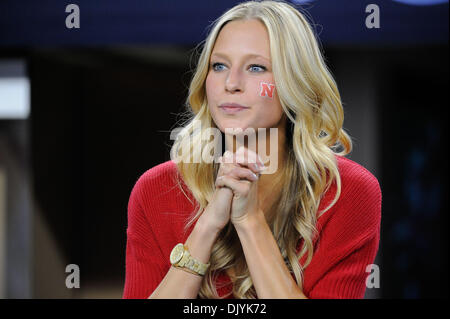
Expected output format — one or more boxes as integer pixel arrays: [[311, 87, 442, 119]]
[[218, 121, 251, 134]]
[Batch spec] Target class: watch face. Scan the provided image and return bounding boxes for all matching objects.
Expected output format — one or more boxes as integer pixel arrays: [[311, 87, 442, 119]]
[[170, 243, 184, 264]]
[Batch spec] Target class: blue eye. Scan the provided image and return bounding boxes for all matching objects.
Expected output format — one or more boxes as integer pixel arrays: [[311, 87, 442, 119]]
[[210, 62, 267, 73], [211, 62, 226, 71], [249, 64, 266, 72]]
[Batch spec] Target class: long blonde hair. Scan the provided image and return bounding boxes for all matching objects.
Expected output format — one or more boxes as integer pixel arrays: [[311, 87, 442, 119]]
[[170, 0, 352, 298]]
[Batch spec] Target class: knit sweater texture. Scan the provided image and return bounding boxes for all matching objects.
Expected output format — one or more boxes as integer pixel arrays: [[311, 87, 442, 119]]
[[122, 155, 382, 299]]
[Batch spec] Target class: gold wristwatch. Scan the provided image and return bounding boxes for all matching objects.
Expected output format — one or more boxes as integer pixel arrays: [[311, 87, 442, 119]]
[[170, 243, 210, 276]]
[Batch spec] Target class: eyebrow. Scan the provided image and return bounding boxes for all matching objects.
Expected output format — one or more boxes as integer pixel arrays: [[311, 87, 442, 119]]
[[211, 52, 271, 63]]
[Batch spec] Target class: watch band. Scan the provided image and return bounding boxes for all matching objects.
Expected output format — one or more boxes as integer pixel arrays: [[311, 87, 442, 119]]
[[170, 243, 210, 276]]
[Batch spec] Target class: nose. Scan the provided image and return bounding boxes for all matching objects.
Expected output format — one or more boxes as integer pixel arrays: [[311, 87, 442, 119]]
[[225, 68, 243, 93]]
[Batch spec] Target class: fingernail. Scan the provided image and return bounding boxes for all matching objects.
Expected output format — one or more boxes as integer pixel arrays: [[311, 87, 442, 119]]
[[251, 172, 258, 180], [257, 164, 267, 172]]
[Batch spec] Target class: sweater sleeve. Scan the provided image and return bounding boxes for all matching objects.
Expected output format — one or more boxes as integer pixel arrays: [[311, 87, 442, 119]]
[[303, 163, 382, 299], [122, 171, 169, 299]]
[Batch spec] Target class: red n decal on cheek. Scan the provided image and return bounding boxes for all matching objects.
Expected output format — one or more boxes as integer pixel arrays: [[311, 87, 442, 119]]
[[259, 81, 275, 98]]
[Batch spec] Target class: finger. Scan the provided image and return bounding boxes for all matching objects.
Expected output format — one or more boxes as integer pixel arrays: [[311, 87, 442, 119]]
[[218, 155, 237, 176], [222, 151, 262, 174], [222, 150, 235, 164], [227, 166, 259, 182], [236, 146, 265, 168], [220, 152, 243, 173], [215, 175, 250, 196], [218, 163, 258, 182], [233, 154, 264, 175]]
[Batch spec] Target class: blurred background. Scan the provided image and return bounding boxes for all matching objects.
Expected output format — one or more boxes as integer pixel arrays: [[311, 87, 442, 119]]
[[0, 0, 448, 299]]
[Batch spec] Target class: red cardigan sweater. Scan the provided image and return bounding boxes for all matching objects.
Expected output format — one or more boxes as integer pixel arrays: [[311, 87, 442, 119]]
[[122, 155, 382, 299]]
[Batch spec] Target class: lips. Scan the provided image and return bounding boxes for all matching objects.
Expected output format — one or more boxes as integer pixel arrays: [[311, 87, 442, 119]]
[[218, 103, 250, 114]]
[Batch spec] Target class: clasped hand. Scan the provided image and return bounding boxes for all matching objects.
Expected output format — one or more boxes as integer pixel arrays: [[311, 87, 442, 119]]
[[216, 146, 266, 226]]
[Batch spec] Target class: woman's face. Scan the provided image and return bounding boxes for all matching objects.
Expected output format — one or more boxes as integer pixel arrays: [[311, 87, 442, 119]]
[[206, 19, 285, 135]]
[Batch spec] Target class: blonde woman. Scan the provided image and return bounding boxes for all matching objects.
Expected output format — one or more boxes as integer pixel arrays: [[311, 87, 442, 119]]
[[123, 0, 381, 299]]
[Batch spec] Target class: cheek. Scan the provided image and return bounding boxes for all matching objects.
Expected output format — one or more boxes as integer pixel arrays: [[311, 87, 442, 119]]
[[257, 81, 276, 100], [253, 80, 284, 124], [255, 80, 280, 112], [205, 75, 214, 101], [206, 73, 222, 98], [205, 74, 221, 124]]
